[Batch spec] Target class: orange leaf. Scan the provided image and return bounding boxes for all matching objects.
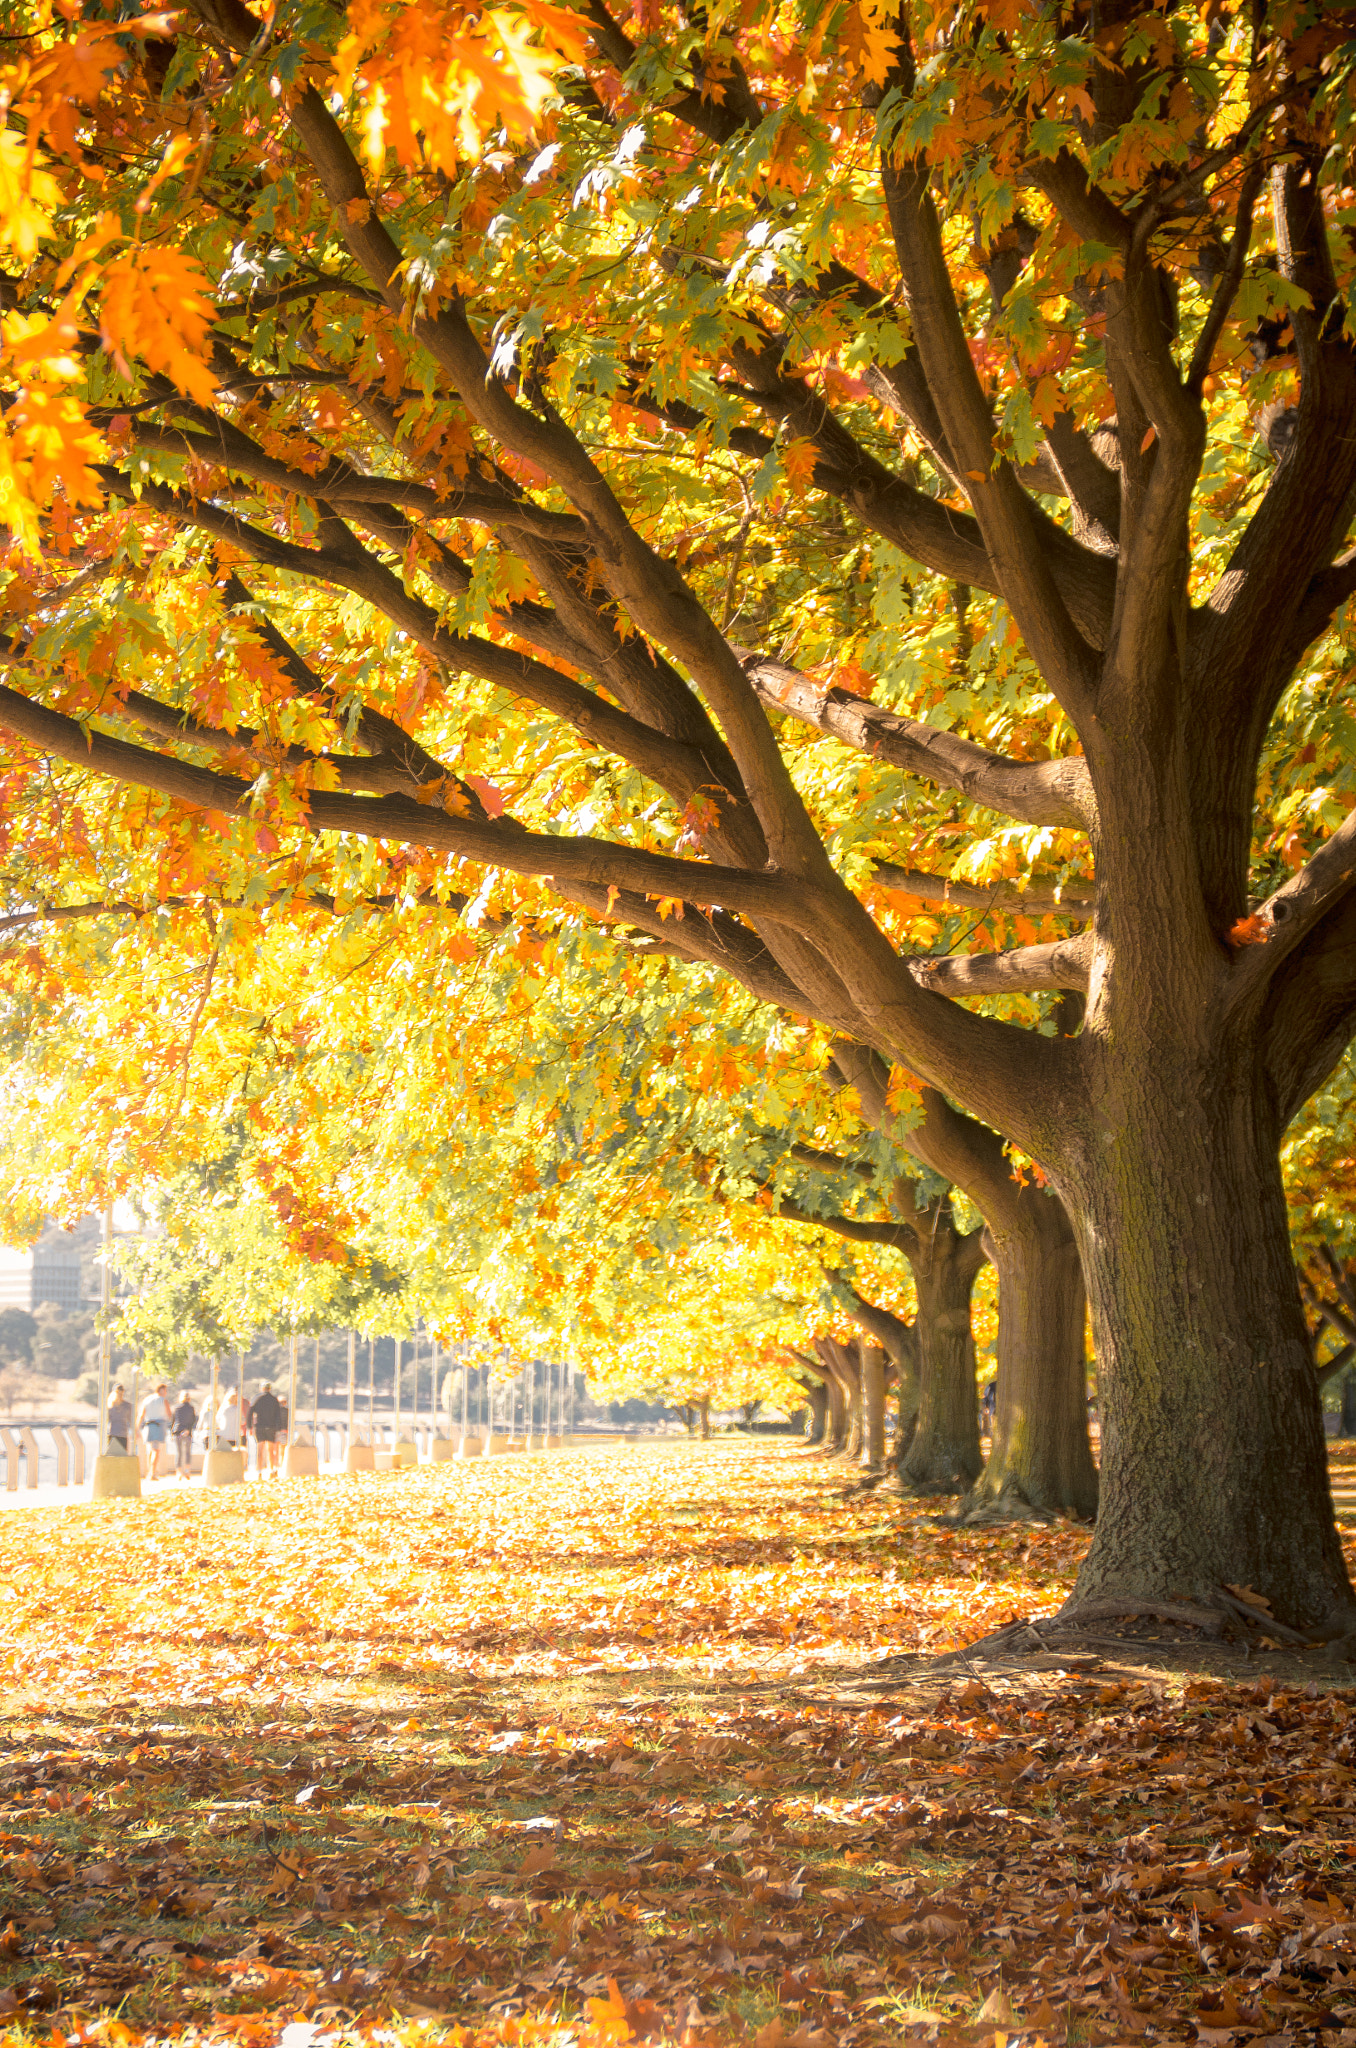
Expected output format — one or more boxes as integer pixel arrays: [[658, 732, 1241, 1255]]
[[1227, 912, 1270, 948]]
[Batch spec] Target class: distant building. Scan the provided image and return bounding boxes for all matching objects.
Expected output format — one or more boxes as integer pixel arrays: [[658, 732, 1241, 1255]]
[[0, 1219, 101, 1312]]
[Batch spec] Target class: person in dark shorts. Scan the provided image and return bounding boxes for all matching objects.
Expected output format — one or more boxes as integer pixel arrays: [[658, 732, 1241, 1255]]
[[251, 1382, 284, 1475], [107, 1385, 132, 1452], [171, 1388, 197, 1479]]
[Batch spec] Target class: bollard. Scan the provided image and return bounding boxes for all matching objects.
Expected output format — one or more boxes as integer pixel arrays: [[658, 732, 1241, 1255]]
[[19, 1428, 40, 1489], [391, 1439, 417, 1468], [427, 1433, 458, 1462], [345, 1438, 375, 1472], [544, 1433, 564, 1450], [282, 1442, 320, 1478], [52, 1427, 68, 1488], [64, 1426, 85, 1486], [0, 1428, 18, 1491], [203, 1448, 243, 1487], [91, 1449, 142, 1499], [481, 1434, 511, 1456], [457, 1432, 483, 1458]]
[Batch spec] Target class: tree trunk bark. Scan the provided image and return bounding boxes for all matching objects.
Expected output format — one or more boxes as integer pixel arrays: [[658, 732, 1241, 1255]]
[[698, 1396, 711, 1441], [859, 1340, 886, 1471], [958, 1192, 1099, 1523], [812, 1340, 848, 1452], [838, 1056, 1099, 1523], [899, 1222, 985, 1493], [1344, 1370, 1356, 1440], [802, 1379, 829, 1443], [826, 1339, 863, 1459], [1065, 1068, 1352, 1628]]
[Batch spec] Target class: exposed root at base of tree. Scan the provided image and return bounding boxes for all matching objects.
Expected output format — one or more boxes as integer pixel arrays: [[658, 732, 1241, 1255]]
[[831, 1590, 1356, 1702], [938, 1489, 1061, 1528]]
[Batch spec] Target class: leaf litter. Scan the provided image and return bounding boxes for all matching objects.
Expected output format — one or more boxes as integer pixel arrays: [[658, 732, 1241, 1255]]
[[0, 1439, 1351, 2048]]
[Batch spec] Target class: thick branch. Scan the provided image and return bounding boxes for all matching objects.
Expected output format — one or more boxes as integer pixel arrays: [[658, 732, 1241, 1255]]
[[0, 683, 834, 933], [738, 651, 1095, 831], [873, 865, 1094, 917], [910, 931, 1092, 998]]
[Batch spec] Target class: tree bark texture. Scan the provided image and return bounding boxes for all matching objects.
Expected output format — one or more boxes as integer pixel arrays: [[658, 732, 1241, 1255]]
[[811, 1340, 849, 1453], [860, 1340, 887, 1471], [823, 1339, 863, 1460], [899, 1215, 985, 1493], [1057, 1056, 1349, 1623]]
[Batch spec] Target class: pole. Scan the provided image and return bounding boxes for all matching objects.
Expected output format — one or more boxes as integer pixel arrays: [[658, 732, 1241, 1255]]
[[287, 1333, 298, 1447], [312, 1334, 320, 1446], [209, 1353, 218, 1452], [368, 1335, 374, 1442], [98, 1200, 112, 1453], [394, 1336, 402, 1444], [461, 1349, 468, 1438], [238, 1350, 245, 1468], [412, 1325, 419, 1440], [347, 1330, 355, 1449]]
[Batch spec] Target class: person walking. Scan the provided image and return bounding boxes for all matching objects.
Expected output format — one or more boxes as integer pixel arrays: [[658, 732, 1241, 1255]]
[[216, 1386, 241, 1451], [138, 1381, 172, 1478], [107, 1384, 132, 1453], [250, 1382, 284, 1476], [171, 1387, 197, 1480]]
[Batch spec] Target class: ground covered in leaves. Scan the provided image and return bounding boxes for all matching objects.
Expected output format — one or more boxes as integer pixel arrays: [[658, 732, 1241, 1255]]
[[0, 1439, 1353, 2048]]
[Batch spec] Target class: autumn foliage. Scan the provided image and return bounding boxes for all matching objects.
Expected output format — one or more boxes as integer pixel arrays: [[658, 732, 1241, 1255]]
[[0, 1444, 1355, 2045]]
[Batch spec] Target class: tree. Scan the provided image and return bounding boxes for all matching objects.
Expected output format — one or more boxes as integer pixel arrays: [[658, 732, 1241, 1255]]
[[31, 1303, 92, 1380], [2, 0, 1356, 1622], [0, 1308, 36, 1367]]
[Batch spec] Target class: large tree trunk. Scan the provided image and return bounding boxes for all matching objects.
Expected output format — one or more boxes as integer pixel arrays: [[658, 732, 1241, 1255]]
[[838, 1054, 1098, 1521], [834, 1280, 919, 1445], [859, 1339, 886, 1471], [960, 1196, 1099, 1524], [1065, 1065, 1350, 1627], [824, 1339, 863, 1459], [801, 1379, 829, 1444], [899, 1216, 985, 1493], [811, 1340, 849, 1453]]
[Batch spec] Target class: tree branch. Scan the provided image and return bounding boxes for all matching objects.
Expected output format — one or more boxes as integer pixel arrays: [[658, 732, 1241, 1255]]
[[910, 931, 1092, 999], [0, 682, 836, 933], [738, 650, 1095, 831], [872, 865, 1094, 917]]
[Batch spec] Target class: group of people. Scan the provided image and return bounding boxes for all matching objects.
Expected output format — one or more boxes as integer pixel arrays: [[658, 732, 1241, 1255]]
[[106, 1380, 289, 1478]]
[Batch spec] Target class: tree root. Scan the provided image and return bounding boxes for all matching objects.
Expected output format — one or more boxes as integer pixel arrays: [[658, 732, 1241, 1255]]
[[941, 1490, 1059, 1529], [1058, 1596, 1230, 1638]]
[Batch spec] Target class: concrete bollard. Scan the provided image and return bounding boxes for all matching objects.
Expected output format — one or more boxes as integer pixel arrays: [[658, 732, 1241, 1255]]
[[392, 1439, 418, 1468], [19, 1428, 39, 1489], [282, 1442, 320, 1478], [345, 1440, 375, 1472], [91, 1450, 142, 1499], [203, 1447, 243, 1487], [544, 1433, 564, 1449], [52, 1427, 68, 1488], [458, 1432, 483, 1458], [427, 1434, 457, 1462], [0, 1428, 18, 1491], [482, 1434, 512, 1456], [64, 1426, 85, 1486]]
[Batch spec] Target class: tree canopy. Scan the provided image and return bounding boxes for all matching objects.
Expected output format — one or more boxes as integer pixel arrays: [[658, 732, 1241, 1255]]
[[4, 0, 1356, 1620]]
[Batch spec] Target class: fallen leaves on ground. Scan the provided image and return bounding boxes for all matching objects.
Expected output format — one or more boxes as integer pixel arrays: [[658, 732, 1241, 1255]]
[[0, 1439, 1350, 2048]]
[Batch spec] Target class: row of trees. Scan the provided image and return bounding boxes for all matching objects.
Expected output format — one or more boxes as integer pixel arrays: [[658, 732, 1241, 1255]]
[[0, 0, 1355, 1624]]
